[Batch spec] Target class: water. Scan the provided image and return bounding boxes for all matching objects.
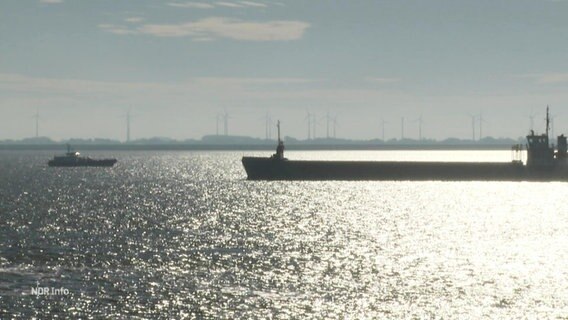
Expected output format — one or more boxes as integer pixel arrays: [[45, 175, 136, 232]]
[[1, 150, 567, 318]]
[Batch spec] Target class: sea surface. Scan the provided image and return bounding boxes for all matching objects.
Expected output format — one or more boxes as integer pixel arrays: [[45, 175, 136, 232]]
[[1, 150, 567, 319]]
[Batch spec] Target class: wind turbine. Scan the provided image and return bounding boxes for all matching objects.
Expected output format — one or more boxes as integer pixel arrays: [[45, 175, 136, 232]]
[[332, 116, 339, 139], [323, 111, 338, 139], [215, 114, 222, 136], [222, 110, 231, 136], [31, 109, 40, 138], [119, 108, 136, 142], [260, 112, 273, 140], [478, 111, 487, 141], [126, 109, 131, 142], [400, 116, 405, 140], [380, 118, 389, 141], [325, 111, 332, 139], [468, 114, 476, 141], [304, 111, 312, 140], [414, 115, 424, 141], [311, 113, 318, 139]]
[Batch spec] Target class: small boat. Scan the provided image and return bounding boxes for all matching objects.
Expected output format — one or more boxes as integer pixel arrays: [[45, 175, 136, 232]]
[[48, 145, 117, 167], [242, 108, 568, 181]]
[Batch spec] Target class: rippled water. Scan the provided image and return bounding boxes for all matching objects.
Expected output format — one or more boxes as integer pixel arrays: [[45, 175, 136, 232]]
[[1, 150, 567, 318]]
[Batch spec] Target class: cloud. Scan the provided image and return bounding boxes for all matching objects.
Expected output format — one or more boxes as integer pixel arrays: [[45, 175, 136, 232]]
[[193, 37, 215, 42], [537, 73, 568, 84], [125, 17, 144, 23], [168, 1, 267, 9], [98, 24, 137, 35], [101, 17, 310, 41], [239, 1, 267, 8], [365, 77, 401, 84], [39, 0, 63, 3], [520, 73, 568, 84], [192, 77, 313, 86], [169, 1, 268, 9], [167, 2, 215, 9], [215, 2, 244, 8], [0, 73, 314, 96]]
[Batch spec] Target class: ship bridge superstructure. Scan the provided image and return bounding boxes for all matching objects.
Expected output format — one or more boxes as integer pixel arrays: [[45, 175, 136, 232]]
[[526, 106, 567, 167]]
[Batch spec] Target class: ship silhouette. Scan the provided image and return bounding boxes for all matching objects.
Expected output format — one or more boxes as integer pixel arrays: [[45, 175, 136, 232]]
[[48, 144, 117, 167], [242, 107, 568, 181]]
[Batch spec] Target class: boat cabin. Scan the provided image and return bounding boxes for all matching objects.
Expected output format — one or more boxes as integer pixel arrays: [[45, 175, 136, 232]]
[[271, 120, 286, 160], [525, 107, 567, 167]]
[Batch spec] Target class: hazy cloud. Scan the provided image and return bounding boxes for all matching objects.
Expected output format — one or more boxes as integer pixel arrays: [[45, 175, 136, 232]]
[[192, 77, 313, 86], [239, 1, 267, 7], [125, 17, 144, 23], [216, 2, 244, 8], [0, 73, 312, 96], [537, 73, 568, 83], [39, 0, 63, 3], [365, 77, 402, 84], [168, 1, 267, 9], [132, 17, 309, 41], [98, 24, 137, 35], [167, 2, 215, 9], [193, 37, 215, 42], [522, 73, 568, 84]]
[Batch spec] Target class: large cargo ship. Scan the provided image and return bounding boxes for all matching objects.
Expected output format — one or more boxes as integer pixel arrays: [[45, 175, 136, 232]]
[[242, 109, 568, 181], [48, 145, 117, 167]]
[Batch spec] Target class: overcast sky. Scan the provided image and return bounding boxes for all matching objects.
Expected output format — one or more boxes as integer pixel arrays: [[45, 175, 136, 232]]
[[2, 0, 568, 141]]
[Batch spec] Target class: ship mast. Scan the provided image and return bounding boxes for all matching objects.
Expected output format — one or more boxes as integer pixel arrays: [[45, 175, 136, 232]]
[[274, 120, 285, 159], [277, 120, 281, 143], [546, 105, 550, 140]]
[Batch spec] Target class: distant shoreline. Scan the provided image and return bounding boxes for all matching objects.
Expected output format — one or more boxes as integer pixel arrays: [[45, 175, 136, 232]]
[[0, 144, 518, 151]]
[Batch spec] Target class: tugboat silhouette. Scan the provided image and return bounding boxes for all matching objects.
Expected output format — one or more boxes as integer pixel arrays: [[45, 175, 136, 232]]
[[48, 144, 117, 167]]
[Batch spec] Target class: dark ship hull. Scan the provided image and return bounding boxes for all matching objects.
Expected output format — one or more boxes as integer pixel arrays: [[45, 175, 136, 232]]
[[48, 144, 117, 167], [242, 157, 568, 181], [242, 108, 568, 181], [48, 158, 117, 167]]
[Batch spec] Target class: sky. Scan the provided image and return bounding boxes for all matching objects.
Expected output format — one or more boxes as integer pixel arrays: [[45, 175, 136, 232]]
[[2, 0, 568, 141]]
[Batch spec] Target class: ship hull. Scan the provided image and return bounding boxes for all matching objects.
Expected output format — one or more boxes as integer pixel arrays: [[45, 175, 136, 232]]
[[48, 159, 117, 167], [242, 157, 568, 181]]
